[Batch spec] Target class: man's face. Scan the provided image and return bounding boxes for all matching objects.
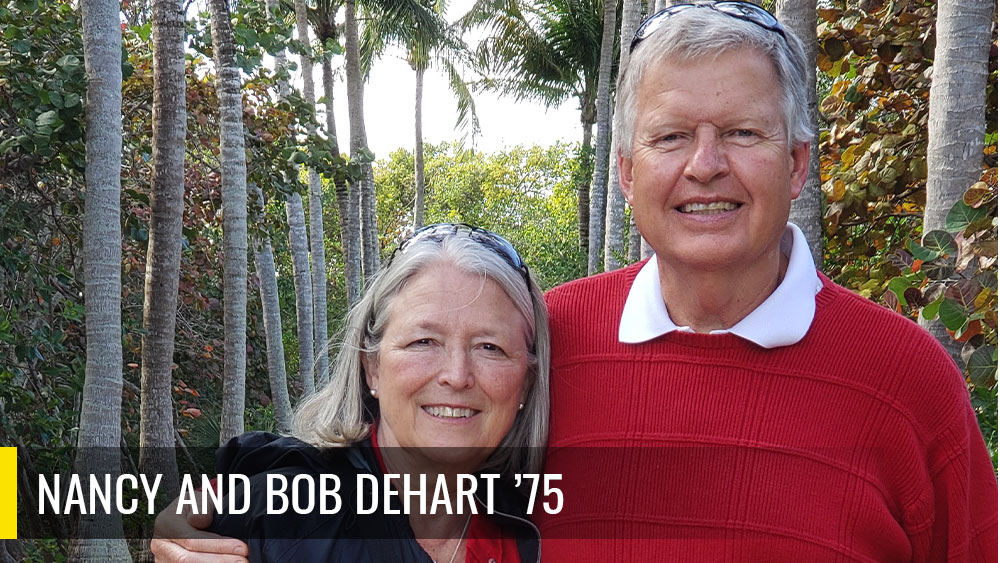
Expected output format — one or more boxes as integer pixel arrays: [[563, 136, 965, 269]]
[[619, 48, 809, 275]]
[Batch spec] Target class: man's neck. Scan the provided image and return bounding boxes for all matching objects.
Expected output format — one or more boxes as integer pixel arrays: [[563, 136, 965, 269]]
[[656, 250, 788, 333]]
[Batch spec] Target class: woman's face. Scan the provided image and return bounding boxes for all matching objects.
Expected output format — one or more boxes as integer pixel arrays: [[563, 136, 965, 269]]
[[365, 262, 531, 472]]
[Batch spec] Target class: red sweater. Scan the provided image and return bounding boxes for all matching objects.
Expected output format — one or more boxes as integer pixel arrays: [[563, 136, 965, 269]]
[[538, 262, 998, 562]]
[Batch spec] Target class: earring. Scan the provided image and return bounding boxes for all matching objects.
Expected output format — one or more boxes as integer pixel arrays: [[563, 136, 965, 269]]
[[370, 389, 378, 399], [518, 402, 524, 411]]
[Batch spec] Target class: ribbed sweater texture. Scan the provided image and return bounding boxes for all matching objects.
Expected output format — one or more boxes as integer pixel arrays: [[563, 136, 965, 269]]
[[537, 262, 998, 562]]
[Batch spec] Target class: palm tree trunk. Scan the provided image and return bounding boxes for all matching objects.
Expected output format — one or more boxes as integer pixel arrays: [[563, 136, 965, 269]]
[[209, 0, 249, 444], [322, 54, 362, 306], [628, 213, 641, 261], [414, 64, 426, 229], [587, 0, 618, 275], [249, 185, 293, 433], [307, 168, 330, 384], [344, 0, 380, 281], [919, 0, 992, 366], [776, 0, 823, 264], [579, 119, 594, 249], [140, 0, 184, 498], [266, 0, 314, 396], [74, 0, 131, 557], [293, 0, 330, 385], [286, 193, 316, 395], [605, 0, 643, 271]]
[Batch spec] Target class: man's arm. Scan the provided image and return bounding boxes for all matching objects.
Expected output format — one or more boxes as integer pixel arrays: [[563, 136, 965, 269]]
[[150, 495, 249, 563], [924, 407, 998, 562]]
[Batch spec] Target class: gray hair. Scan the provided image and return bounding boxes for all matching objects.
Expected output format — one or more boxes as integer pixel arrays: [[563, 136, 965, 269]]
[[292, 233, 550, 475], [615, 7, 813, 158]]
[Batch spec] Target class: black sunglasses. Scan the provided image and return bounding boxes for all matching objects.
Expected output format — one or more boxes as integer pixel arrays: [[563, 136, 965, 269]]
[[388, 223, 531, 289], [630, 1, 787, 54]]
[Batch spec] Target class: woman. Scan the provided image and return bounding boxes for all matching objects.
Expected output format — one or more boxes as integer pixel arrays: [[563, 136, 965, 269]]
[[151, 223, 550, 563]]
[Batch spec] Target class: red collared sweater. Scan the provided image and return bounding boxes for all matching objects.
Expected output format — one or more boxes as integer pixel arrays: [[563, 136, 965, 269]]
[[538, 262, 997, 562]]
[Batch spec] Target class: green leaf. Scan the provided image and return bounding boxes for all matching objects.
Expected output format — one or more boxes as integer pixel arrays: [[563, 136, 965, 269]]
[[36, 110, 59, 127], [887, 275, 917, 303], [922, 230, 957, 256], [905, 238, 939, 262], [62, 92, 80, 108], [937, 299, 967, 331], [921, 257, 955, 280], [967, 346, 997, 386], [921, 294, 943, 320], [56, 54, 80, 69], [136, 22, 152, 42], [945, 201, 988, 233]]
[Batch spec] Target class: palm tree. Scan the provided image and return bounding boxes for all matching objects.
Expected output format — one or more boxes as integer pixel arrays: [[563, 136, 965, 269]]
[[251, 0, 295, 430], [310, 0, 362, 305], [74, 0, 131, 557], [776, 0, 822, 263], [360, 0, 480, 228], [141, 0, 185, 498], [463, 0, 605, 248], [286, 193, 316, 394], [344, 0, 381, 280], [605, 0, 641, 271], [586, 0, 617, 274], [920, 0, 992, 364], [265, 0, 317, 394], [250, 186, 294, 432], [293, 0, 330, 385], [209, 0, 249, 443]]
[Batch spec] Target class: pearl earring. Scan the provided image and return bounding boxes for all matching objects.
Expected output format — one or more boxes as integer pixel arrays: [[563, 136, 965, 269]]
[[518, 402, 524, 411], [370, 389, 378, 398]]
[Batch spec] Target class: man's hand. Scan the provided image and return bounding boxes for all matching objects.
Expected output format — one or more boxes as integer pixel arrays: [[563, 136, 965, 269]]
[[151, 496, 249, 562]]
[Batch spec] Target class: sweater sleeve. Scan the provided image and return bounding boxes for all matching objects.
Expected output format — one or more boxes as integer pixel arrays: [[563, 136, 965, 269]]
[[906, 381, 998, 562], [928, 407, 997, 562]]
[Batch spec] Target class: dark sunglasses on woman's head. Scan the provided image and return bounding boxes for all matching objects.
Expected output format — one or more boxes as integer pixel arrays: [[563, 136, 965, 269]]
[[388, 223, 531, 289], [630, 1, 787, 54]]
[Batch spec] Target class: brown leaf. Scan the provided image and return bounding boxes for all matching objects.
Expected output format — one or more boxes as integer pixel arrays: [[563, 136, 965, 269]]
[[963, 182, 990, 207], [903, 287, 926, 308]]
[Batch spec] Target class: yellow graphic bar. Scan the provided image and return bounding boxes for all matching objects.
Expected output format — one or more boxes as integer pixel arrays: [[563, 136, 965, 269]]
[[0, 448, 14, 538]]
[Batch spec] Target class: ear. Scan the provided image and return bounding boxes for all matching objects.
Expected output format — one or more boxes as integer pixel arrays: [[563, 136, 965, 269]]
[[362, 353, 379, 393], [618, 150, 636, 205], [789, 141, 810, 200]]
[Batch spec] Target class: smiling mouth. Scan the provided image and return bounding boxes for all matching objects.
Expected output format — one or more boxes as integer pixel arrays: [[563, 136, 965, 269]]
[[678, 202, 740, 214], [423, 406, 478, 419]]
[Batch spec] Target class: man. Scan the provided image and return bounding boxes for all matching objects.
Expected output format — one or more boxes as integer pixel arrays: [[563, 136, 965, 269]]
[[152, 3, 997, 561], [537, 2, 996, 561]]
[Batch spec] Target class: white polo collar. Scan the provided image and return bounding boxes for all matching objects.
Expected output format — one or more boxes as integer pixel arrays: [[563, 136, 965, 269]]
[[619, 223, 822, 348]]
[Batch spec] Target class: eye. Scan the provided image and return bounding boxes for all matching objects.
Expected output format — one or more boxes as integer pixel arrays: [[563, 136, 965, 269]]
[[725, 129, 761, 146], [479, 342, 506, 354], [407, 338, 433, 348]]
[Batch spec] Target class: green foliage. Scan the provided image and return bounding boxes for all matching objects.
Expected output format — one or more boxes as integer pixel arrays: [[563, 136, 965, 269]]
[[0, 0, 86, 173], [817, 0, 998, 464], [817, 1, 934, 293], [374, 142, 587, 289], [883, 184, 998, 462]]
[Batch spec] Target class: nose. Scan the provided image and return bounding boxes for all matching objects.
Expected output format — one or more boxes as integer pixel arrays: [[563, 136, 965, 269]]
[[684, 127, 729, 183], [436, 349, 475, 390]]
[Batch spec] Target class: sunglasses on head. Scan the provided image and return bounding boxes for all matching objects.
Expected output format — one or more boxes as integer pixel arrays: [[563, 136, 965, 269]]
[[388, 223, 531, 289], [630, 1, 787, 54]]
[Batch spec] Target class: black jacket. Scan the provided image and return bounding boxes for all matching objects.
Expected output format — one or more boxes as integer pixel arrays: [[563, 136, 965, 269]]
[[210, 432, 540, 563]]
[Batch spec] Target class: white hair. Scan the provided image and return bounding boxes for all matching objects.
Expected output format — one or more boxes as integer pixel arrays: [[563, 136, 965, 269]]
[[292, 233, 550, 475], [616, 7, 813, 157]]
